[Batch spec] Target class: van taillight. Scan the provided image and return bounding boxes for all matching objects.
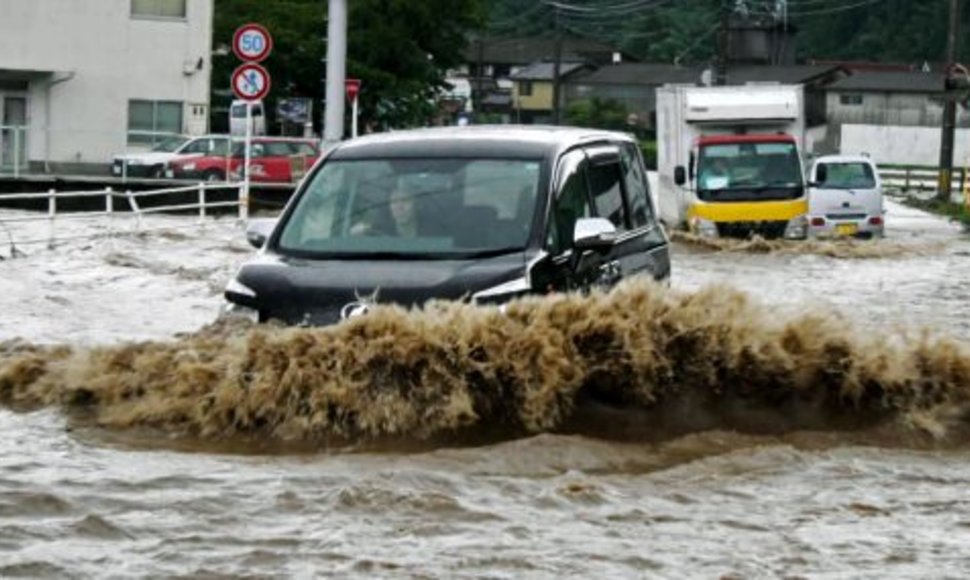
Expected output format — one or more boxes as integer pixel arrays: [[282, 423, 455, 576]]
[[868, 216, 883, 226], [810, 217, 825, 227]]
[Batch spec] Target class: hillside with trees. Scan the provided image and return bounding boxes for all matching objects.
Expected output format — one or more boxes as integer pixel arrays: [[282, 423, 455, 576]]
[[487, 0, 967, 67]]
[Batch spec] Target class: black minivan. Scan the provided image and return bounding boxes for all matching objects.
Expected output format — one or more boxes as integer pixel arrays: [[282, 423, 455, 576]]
[[224, 126, 670, 325]]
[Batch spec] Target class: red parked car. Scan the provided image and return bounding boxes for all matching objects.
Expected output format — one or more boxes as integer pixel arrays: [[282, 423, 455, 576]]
[[168, 137, 320, 183]]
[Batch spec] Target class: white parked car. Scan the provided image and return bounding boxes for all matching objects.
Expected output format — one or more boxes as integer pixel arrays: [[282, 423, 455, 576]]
[[807, 155, 885, 238], [111, 135, 231, 179]]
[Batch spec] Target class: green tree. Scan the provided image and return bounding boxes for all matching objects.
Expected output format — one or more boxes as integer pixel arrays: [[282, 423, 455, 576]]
[[484, 0, 966, 67], [213, 0, 486, 133], [565, 98, 630, 131]]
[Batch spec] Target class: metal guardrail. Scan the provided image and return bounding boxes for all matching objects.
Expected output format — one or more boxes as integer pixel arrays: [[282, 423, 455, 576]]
[[879, 167, 967, 195], [0, 182, 243, 249]]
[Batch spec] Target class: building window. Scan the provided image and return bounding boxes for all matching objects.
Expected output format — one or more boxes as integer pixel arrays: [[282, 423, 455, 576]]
[[131, 0, 187, 19], [519, 81, 533, 97], [128, 100, 183, 145], [839, 94, 864, 106]]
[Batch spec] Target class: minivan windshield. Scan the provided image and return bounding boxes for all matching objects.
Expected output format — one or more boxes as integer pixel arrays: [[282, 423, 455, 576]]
[[277, 158, 542, 259], [816, 162, 877, 189]]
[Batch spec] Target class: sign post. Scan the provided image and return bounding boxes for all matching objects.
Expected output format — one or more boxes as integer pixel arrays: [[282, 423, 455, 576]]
[[232, 23, 273, 221], [346, 78, 361, 138]]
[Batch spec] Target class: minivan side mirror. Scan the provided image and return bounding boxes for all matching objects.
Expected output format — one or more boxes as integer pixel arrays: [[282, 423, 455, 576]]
[[573, 217, 617, 251], [246, 218, 277, 249], [674, 165, 687, 186]]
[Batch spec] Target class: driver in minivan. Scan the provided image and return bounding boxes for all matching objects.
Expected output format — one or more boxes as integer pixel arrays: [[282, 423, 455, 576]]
[[350, 179, 421, 237]]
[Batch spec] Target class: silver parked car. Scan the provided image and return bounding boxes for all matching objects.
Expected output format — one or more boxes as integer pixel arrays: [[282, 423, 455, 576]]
[[807, 155, 885, 238]]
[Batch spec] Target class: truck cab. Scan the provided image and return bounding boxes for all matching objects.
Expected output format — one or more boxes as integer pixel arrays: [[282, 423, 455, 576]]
[[657, 84, 810, 239], [679, 133, 807, 239]]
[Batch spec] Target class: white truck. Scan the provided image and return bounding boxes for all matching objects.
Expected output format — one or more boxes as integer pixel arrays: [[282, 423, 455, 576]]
[[656, 84, 809, 239]]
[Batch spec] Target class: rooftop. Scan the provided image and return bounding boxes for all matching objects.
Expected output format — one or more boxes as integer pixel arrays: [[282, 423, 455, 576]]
[[567, 63, 845, 86], [510, 61, 589, 81], [827, 70, 946, 93]]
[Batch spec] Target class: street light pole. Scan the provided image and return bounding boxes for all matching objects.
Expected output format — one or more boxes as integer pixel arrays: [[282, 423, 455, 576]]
[[324, 0, 347, 145]]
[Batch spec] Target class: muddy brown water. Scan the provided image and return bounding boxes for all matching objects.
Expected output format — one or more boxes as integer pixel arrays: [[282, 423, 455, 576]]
[[2, 204, 970, 578]]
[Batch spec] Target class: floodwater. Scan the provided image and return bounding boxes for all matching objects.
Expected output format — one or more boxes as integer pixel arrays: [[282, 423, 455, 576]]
[[2, 201, 970, 578]]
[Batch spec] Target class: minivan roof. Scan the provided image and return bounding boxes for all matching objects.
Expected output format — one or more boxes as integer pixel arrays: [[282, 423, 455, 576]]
[[329, 125, 634, 159], [812, 154, 876, 165]]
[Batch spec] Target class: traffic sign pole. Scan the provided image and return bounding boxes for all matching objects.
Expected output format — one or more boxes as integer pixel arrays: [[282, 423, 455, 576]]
[[352, 98, 358, 139], [231, 23, 274, 220], [345, 79, 361, 139], [242, 102, 252, 221]]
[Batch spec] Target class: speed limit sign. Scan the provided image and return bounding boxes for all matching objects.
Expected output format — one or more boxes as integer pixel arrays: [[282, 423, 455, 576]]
[[233, 23, 273, 62]]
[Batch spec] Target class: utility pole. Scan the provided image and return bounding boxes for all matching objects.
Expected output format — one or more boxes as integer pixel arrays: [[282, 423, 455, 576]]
[[476, 35, 486, 119], [551, 7, 564, 125], [715, 0, 730, 85], [324, 0, 347, 145], [938, 0, 960, 202]]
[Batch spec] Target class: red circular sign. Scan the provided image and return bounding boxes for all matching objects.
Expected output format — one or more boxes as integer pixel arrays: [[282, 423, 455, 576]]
[[345, 78, 362, 102], [232, 24, 273, 63], [231, 63, 271, 101]]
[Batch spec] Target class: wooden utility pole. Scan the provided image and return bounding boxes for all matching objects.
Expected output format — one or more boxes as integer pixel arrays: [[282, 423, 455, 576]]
[[715, 0, 729, 85], [475, 35, 486, 118], [551, 7, 564, 124], [938, 0, 961, 202]]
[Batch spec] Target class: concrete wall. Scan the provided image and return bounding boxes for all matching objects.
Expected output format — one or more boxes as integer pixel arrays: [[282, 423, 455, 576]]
[[839, 123, 970, 167], [0, 0, 213, 168], [827, 91, 970, 127]]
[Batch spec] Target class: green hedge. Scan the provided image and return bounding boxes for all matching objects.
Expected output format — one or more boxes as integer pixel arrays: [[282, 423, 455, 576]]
[[639, 140, 657, 170]]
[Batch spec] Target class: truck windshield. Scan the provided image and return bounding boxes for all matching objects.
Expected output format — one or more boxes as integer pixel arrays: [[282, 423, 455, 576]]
[[697, 142, 803, 199], [277, 158, 542, 259]]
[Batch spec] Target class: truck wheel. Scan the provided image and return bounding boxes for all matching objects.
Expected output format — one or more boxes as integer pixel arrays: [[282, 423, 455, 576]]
[[149, 165, 164, 179]]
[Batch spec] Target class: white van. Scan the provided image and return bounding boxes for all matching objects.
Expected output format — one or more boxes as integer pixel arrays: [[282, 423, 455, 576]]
[[230, 100, 266, 137], [807, 155, 884, 238]]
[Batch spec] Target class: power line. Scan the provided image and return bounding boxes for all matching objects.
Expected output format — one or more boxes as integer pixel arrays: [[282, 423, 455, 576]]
[[542, 0, 673, 15]]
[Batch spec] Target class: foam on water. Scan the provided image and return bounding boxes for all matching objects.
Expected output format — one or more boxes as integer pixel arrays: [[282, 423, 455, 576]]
[[2, 282, 968, 445]]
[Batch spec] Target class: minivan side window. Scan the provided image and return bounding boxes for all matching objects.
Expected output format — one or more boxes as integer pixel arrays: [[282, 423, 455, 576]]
[[587, 160, 627, 230], [620, 143, 652, 227], [547, 150, 593, 255]]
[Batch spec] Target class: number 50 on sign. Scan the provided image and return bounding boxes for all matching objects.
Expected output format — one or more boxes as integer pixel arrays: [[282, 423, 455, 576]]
[[233, 24, 273, 62]]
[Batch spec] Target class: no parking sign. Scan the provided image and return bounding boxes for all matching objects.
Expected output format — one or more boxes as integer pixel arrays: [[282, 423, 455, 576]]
[[232, 63, 271, 102]]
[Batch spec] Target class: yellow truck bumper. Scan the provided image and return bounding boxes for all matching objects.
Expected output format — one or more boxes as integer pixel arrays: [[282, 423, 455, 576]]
[[688, 199, 808, 223]]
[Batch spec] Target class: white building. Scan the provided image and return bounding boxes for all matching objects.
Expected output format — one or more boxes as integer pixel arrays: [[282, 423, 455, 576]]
[[0, 0, 213, 174]]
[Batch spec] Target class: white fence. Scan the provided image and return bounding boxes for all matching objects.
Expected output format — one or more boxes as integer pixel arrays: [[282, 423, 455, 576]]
[[0, 182, 244, 251]]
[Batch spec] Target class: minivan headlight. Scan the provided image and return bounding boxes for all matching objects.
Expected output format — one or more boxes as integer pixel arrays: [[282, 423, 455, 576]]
[[471, 277, 531, 305]]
